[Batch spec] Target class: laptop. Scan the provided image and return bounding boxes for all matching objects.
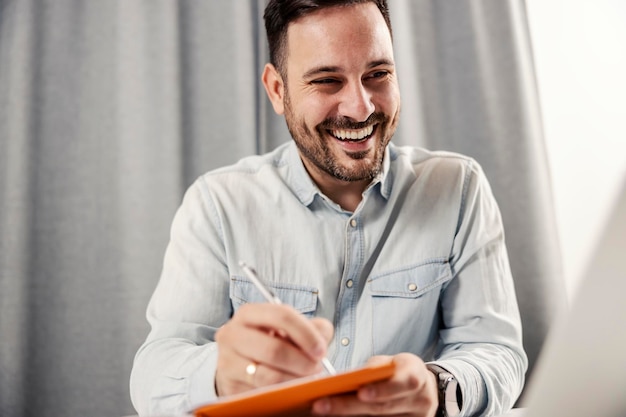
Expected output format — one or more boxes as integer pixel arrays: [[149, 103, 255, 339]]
[[519, 177, 626, 416]]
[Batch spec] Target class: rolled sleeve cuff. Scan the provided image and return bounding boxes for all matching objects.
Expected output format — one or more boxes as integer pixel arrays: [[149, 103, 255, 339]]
[[187, 343, 220, 411], [428, 359, 487, 417]]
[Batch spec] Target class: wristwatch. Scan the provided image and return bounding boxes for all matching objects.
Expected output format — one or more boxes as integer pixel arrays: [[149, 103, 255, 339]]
[[426, 364, 462, 417]]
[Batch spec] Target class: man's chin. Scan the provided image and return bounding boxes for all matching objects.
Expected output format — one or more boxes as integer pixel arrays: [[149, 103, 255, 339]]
[[328, 161, 380, 182], [332, 147, 385, 180]]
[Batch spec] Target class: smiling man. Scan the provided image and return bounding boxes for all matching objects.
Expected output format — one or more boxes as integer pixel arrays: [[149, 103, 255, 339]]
[[263, 2, 400, 213], [130, 1, 527, 417]]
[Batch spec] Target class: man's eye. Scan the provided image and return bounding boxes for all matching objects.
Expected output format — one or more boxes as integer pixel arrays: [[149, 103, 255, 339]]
[[311, 78, 339, 85], [368, 71, 389, 79]]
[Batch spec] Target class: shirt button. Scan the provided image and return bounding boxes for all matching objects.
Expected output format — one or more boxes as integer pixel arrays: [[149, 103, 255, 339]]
[[408, 283, 418, 292], [350, 219, 357, 227], [341, 337, 350, 346], [346, 279, 354, 288]]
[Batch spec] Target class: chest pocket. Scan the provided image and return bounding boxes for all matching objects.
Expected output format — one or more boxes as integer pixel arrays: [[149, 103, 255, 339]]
[[366, 259, 452, 357], [230, 276, 319, 317], [368, 258, 452, 298]]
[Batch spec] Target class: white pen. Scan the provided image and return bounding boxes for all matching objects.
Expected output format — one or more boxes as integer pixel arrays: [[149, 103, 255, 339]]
[[239, 261, 337, 376]]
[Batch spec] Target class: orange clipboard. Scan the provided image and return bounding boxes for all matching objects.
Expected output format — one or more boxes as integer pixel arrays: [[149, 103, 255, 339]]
[[193, 361, 396, 417]]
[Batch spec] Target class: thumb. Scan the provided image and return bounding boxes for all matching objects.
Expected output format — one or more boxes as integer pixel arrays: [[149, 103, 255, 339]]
[[366, 355, 394, 366]]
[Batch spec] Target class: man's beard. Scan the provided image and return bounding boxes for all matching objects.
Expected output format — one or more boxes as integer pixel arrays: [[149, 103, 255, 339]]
[[283, 95, 398, 182]]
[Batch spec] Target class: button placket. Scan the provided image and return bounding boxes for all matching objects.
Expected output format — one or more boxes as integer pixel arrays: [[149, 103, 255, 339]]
[[334, 215, 362, 366]]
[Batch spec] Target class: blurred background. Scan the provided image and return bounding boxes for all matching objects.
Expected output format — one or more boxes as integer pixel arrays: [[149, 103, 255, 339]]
[[526, 0, 626, 296], [1, 1, 624, 416]]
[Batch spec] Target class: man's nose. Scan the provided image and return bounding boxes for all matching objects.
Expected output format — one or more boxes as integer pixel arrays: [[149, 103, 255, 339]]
[[337, 82, 375, 122]]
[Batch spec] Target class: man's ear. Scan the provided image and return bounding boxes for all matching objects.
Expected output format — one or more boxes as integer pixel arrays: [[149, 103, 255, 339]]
[[262, 63, 285, 115]]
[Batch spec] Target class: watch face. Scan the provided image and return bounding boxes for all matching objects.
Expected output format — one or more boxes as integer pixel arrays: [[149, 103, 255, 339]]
[[427, 365, 462, 417], [442, 375, 461, 416]]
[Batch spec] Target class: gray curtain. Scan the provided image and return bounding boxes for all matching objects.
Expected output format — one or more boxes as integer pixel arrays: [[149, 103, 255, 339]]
[[0, 1, 565, 416]]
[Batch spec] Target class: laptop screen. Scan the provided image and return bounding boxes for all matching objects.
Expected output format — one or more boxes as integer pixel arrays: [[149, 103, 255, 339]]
[[521, 177, 626, 416]]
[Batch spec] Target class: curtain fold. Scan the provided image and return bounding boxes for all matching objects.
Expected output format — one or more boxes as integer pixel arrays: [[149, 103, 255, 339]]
[[390, 2, 566, 395], [0, 1, 564, 416]]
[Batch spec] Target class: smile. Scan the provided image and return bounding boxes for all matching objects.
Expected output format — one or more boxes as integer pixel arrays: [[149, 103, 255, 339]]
[[330, 125, 375, 141]]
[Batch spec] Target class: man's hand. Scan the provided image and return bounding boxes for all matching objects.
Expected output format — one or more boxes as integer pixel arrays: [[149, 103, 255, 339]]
[[214, 303, 333, 397], [311, 353, 439, 416]]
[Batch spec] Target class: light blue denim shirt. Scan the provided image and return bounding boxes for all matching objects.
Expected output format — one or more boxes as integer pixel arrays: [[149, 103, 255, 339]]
[[130, 142, 527, 416]]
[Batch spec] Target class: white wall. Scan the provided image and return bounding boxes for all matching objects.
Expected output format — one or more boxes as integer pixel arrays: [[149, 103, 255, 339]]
[[526, 0, 626, 299]]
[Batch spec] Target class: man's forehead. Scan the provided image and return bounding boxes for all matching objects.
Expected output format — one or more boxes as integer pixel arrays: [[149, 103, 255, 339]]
[[286, 3, 389, 39], [284, 3, 394, 71]]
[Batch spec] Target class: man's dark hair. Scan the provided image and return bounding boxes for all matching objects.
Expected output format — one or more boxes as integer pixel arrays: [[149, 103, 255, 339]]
[[263, 0, 392, 77]]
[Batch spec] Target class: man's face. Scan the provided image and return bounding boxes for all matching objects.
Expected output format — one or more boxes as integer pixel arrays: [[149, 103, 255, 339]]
[[280, 3, 400, 184]]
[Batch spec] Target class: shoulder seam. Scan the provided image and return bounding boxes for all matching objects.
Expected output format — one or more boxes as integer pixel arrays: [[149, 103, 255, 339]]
[[455, 158, 476, 238]]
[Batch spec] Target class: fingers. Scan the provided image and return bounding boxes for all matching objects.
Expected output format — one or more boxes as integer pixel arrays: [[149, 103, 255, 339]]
[[365, 355, 393, 366], [236, 303, 329, 360], [215, 303, 333, 397], [220, 319, 322, 374], [310, 317, 334, 345], [311, 353, 438, 416], [358, 354, 425, 401], [221, 351, 297, 390]]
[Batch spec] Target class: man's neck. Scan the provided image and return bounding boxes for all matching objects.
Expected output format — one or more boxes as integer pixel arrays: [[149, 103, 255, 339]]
[[319, 180, 369, 212], [302, 160, 371, 212]]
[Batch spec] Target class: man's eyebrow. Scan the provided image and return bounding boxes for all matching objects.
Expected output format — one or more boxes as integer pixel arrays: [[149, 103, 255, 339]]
[[368, 59, 395, 68], [302, 59, 395, 79], [302, 66, 341, 79]]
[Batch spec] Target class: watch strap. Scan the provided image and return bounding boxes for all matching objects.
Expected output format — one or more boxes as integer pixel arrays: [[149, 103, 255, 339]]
[[426, 364, 462, 417]]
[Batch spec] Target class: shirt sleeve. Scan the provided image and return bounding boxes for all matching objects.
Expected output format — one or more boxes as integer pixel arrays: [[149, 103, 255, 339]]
[[130, 177, 230, 416], [431, 159, 528, 416]]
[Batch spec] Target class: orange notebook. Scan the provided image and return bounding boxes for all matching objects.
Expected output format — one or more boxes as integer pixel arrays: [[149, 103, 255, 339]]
[[193, 361, 396, 417]]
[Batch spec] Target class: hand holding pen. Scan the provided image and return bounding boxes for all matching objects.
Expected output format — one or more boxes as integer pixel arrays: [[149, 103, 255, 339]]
[[239, 261, 336, 376], [213, 262, 335, 397]]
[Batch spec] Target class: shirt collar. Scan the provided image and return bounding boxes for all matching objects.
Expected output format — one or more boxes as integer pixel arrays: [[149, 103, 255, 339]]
[[286, 142, 394, 207]]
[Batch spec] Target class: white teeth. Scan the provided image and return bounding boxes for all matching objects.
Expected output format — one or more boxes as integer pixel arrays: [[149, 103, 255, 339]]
[[331, 125, 374, 141]]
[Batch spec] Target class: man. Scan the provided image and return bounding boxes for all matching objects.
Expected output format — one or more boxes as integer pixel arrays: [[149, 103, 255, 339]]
[[130, 1, 527, 416]]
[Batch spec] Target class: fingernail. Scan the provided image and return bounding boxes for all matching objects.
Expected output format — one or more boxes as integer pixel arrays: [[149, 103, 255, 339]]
[[359, 386, 376, 400], [312, 342, 325, 358], [312, 398, 331, 415]]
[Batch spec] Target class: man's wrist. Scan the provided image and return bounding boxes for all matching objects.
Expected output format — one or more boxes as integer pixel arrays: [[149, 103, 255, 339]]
[[426, 364, 462, 417]]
